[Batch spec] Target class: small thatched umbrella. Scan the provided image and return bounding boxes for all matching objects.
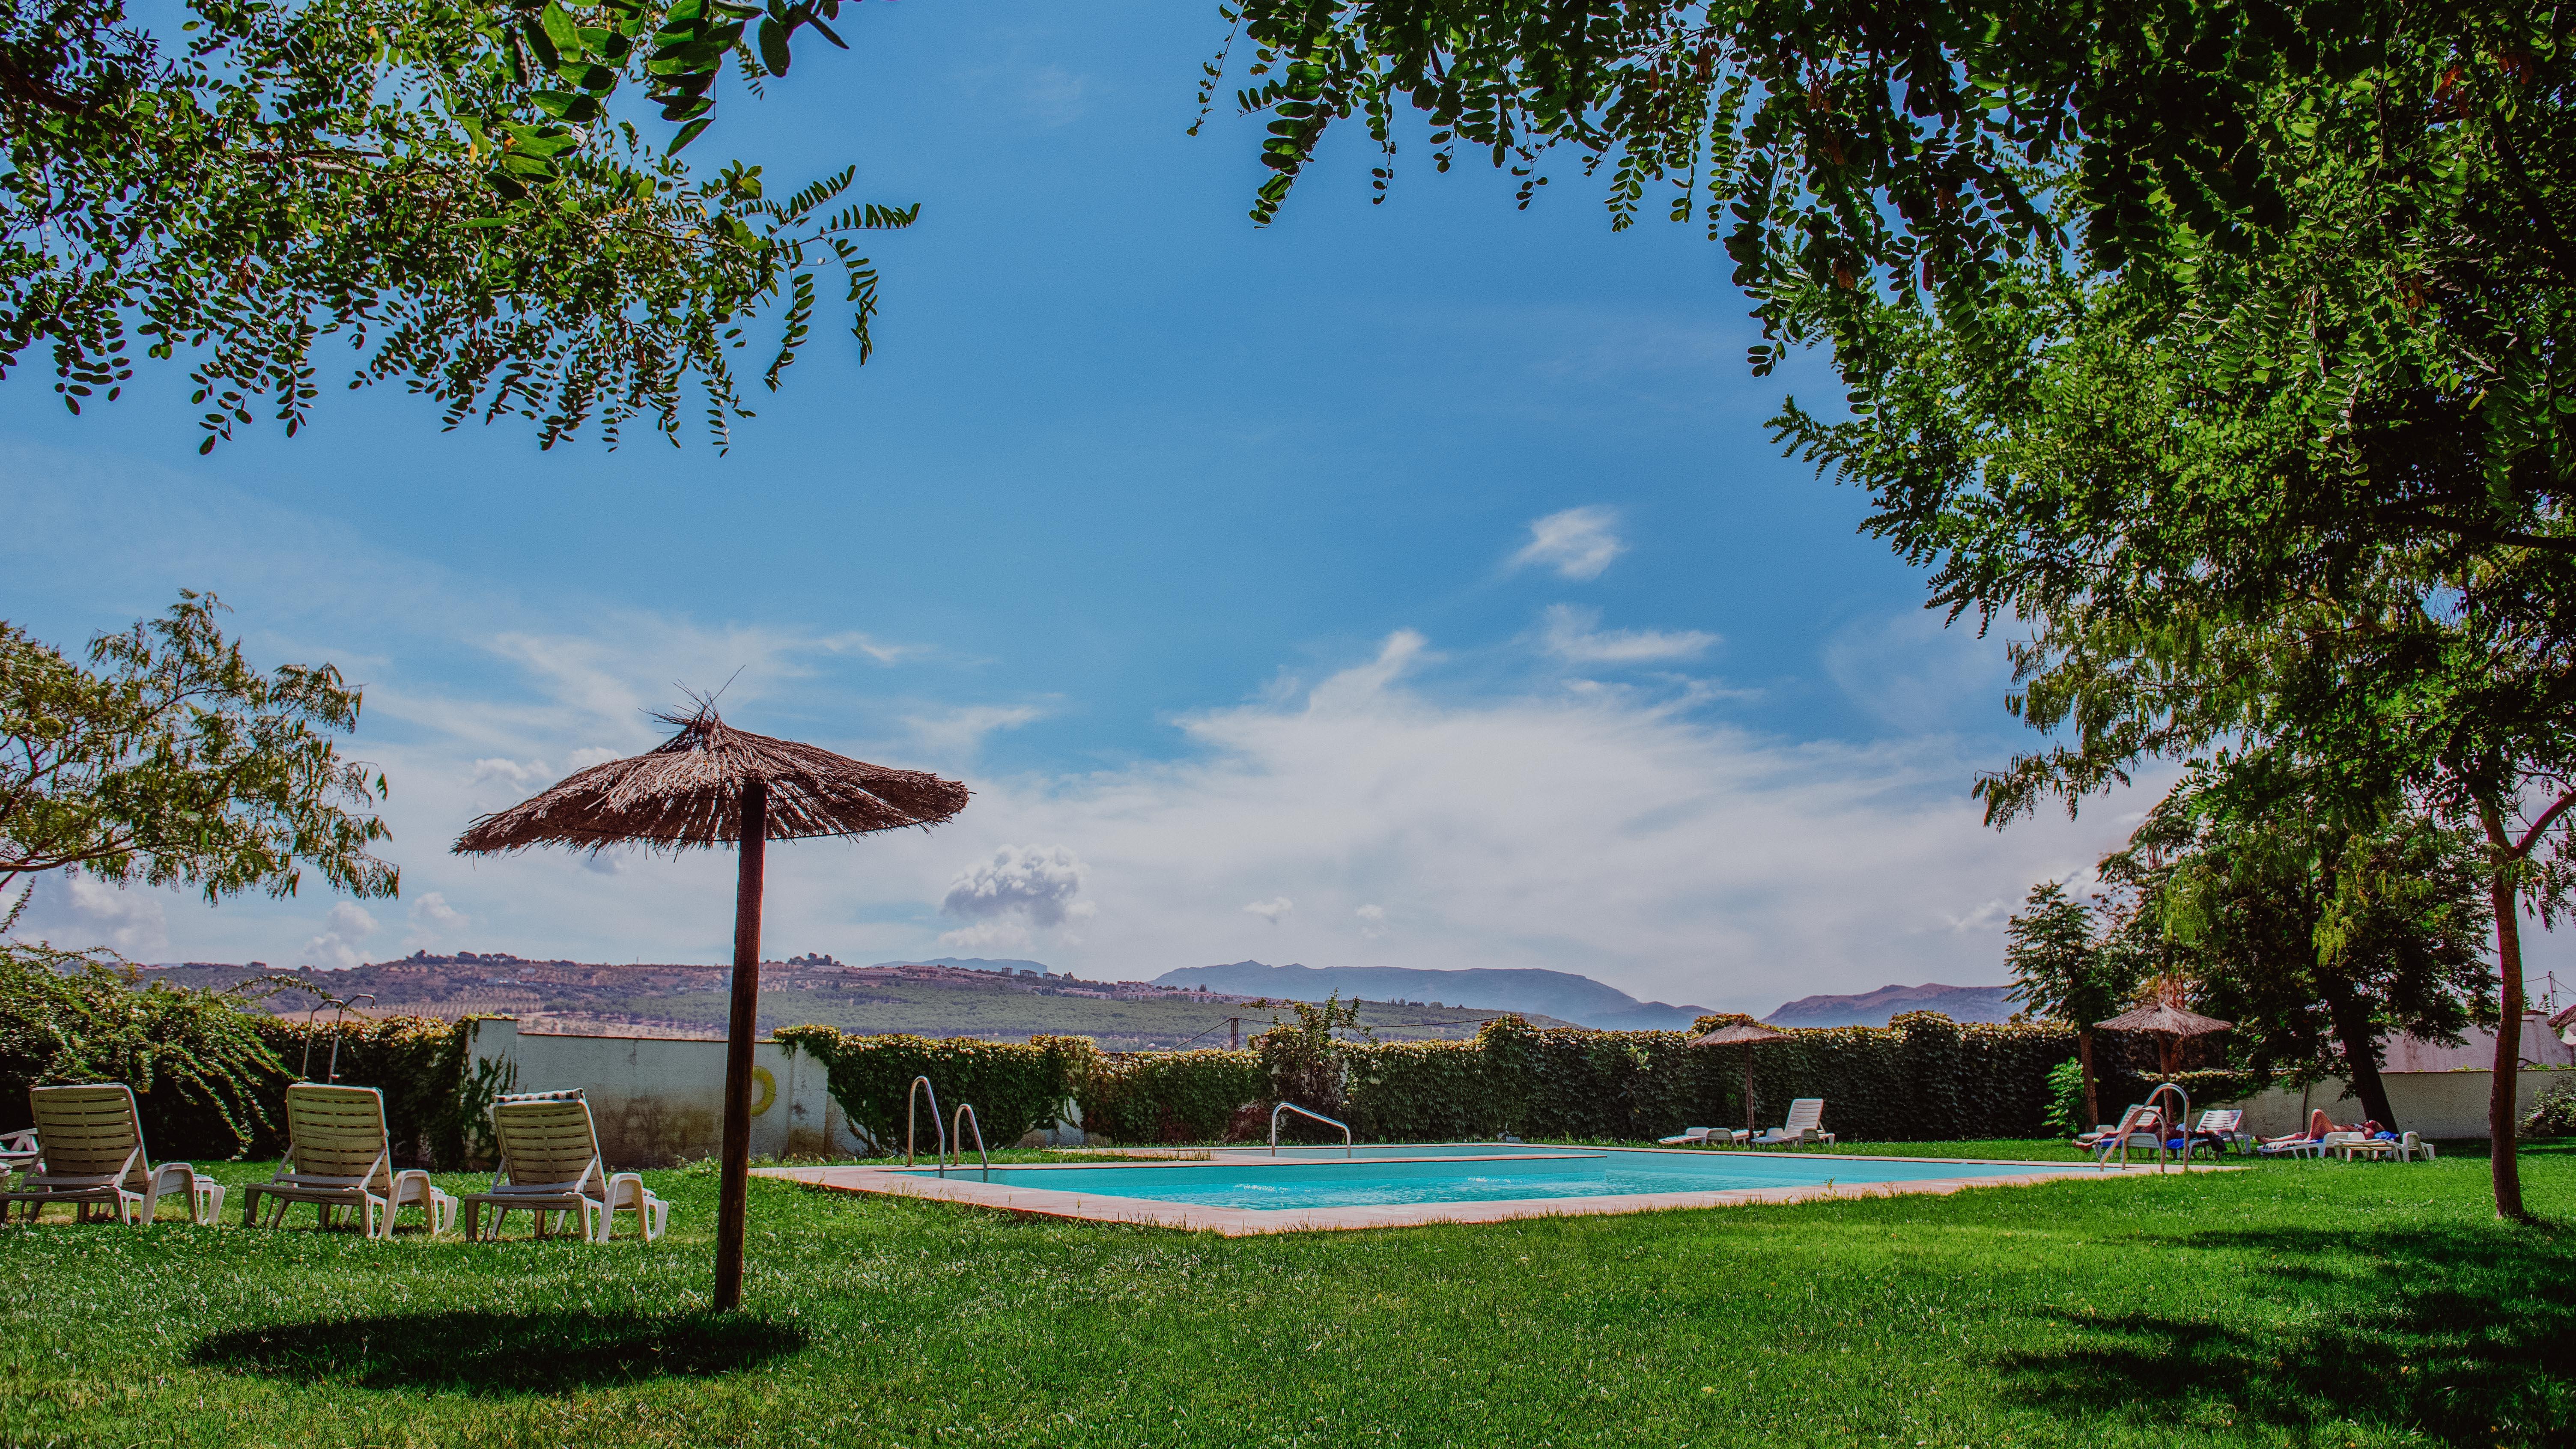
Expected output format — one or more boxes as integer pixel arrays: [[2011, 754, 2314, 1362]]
[[2096, 1000, 2233, 1081], [456, 706, 968, 1311], [1687, 1021, 1795, 1133]]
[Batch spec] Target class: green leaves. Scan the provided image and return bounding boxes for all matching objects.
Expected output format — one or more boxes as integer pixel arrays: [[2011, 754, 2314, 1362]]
[[3, 0, 901, 450], [0, 592, 394, 906]]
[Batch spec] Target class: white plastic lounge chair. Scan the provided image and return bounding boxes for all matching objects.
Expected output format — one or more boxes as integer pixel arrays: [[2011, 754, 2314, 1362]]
[[239, 1084, 456, 1238], [1748, 1099, 1833, 1148], [0, 1084, 224, 1226], [2089, 1103, 2171, 1167], [457, 1090, 667, 1243], [1657, 1126, 1750, 1147], [0, 1129, 34, 1176], [2395, 1130, 2436, 1162], [2189, 1109, 2249, 1155]]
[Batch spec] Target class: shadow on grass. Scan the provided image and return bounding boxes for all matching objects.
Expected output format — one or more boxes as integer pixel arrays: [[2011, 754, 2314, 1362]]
[[1994, 1223, 2575, 1444], [192, 1309, 808, 1393]]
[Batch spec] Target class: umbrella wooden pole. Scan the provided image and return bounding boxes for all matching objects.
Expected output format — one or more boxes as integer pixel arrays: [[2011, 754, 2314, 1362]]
[[1743, 1049, 1757, 1133], [714, 779, 767, 1313]]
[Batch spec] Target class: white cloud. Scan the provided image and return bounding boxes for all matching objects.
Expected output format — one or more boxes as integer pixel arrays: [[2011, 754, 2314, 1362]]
[[941, 845, 1088, 928], [1824, 609, 2017, 734], [300, 901, 379, 970], [400, 891, 465, 952], [470, 757, 552, 792], [1510, 507, 1625, 581], [566, 746, 626, 772], [1534, 604, 1717, 664], [906, 704, 1046, 757], [890, 630, 2172, 1009], [44, 876, 172, 957]]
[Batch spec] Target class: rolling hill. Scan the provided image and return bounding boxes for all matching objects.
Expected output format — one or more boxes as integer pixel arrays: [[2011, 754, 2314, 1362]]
[[1765, 983, 2019, 1028], [1149, 961, 1711, 1030]]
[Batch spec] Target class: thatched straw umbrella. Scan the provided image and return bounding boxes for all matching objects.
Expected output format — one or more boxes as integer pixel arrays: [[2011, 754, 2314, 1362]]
[[2096, 1000, 2233, 1081], [1686, 1021, 1795, 1132], [455, 706, 968, 1311]]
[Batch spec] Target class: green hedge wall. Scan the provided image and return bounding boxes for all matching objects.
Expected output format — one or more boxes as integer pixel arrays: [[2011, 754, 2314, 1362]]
[[789, 1012, 2090, 1147], [775, 1028, 1096, 1151], [106, 1013, 482, 1168], [1081, 1049, 1266, 1144], [693, 1011, 2215, 1157]]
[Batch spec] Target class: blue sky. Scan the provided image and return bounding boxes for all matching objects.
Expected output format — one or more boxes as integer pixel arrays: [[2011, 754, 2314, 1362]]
[[22, 1, 2547, 1015]]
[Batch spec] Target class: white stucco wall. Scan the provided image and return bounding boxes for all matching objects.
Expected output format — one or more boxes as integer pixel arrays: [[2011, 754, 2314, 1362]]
[[2216, 1068, 2567, 1139], [465, 1019, 872, 1167]]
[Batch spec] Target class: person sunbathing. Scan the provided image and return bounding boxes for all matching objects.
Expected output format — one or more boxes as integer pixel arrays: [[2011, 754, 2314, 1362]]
[[2263, 1109, 2334, 1146]]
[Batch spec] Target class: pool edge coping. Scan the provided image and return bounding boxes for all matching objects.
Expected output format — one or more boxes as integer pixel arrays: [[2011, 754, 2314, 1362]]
[[754, 1153, 2202, 1235]]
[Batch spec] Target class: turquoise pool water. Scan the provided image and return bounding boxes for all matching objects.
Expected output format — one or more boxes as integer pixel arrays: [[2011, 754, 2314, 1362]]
[[891, 1148, 2086, 1211]]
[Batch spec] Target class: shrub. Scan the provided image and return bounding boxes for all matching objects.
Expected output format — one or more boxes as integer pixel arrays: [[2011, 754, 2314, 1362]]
[[2047, 1058, 2087, 1137], [2522, 1080, 2576, 1140], [776, 1027, 1094, 1151], [1082, 1049, 1264, 1143], [0, 942, 284, 1156], [0, 946, 481, 1165]]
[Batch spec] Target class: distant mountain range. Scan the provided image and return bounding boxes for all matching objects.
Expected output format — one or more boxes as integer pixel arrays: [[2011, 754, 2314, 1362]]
[[871, 956, 1056, 975], [1149, 961, 1711, 1031], [1766, 982, 2018, 1028]]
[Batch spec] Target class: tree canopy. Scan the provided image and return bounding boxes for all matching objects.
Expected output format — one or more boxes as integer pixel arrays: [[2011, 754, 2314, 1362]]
[[2101, 765, 2496, 1129], [1205, 0, 2574, 1218], [3, 0, 900, 450], [0, 592, 395, 915], [2002, 877, 2137, 1126]]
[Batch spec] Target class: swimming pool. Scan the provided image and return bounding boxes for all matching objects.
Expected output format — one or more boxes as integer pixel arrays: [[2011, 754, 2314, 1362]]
[[764, 1143, 2156, 1234], [880, 1146, 2105, 1212]]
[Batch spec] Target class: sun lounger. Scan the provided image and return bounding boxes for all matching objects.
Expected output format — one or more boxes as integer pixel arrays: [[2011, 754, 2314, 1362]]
[[1748, 1099, 1833, 1148], [2088, 1103, 2172, 1166], [239, 1084, 456, 1238], [2189, 1108, 2248, 1155], [0, 1129, 34, 1176], [456, 1090, 667, 1243], [0, 1084, 223, 1226], [2395, 1130, 2436, 1162], [1657, 1126, 1750, 1147]]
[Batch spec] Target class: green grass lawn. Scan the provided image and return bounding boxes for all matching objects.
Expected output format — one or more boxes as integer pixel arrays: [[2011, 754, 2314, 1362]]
[[2, 1142, 2569, 1448]]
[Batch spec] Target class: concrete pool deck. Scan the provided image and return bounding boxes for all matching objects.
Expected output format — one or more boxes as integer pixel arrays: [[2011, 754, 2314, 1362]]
[[756, 1147, 2198, 1235]]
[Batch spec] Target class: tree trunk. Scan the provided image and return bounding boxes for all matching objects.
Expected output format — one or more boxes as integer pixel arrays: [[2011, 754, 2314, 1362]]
[[2486, 865, 2528, 1220], [2476, 799, 2527, 1222], [2319, 976, 2397, 1129], [714, 779, 768, 1310], [2076, 1029, 2099, 1128]]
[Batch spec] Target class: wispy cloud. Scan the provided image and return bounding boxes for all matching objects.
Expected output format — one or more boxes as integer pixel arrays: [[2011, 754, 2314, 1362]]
[[905, 703, 1047, 757], [1510, 507, 1625, 581], [1534, 604, 1717, 664]]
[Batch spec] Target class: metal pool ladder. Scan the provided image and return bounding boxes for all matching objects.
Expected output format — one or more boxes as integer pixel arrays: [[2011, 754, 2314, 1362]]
[[906, 1076, 945, 1168], [1271, 1101, 1353, 1157], [299, 993, 376, 1083], [950, 1103, 991, 1181]]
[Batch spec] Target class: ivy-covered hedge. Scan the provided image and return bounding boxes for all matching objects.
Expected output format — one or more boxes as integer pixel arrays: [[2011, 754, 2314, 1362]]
[[0, 947, 486, 1166], [239, 1014, 488, 1168], [1082, 1048, 1265, 1144], [775, 1028, 1095, 1151], [774, 1011, 2096, 1147]]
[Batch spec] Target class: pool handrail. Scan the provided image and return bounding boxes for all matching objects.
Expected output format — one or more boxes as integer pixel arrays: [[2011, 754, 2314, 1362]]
[[906, 1076, 945, 1168], [2144, 1081, 2191, 1174], [1271, 1101, 1353, 1157], [2099, 1082, 2192, 1173], [299, 993, 377, 1084], [949, 1103, 990, 1181]]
